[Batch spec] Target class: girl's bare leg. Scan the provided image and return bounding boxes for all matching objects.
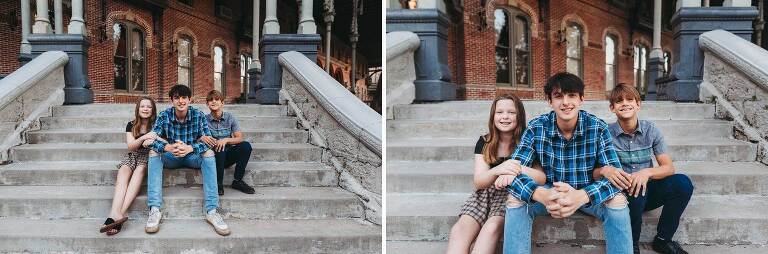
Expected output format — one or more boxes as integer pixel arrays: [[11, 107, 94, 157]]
[[120, 165, 147, 216], [446, 215, 482, 254], [109, 165, 133, 219], [470, 216, 505, 254]]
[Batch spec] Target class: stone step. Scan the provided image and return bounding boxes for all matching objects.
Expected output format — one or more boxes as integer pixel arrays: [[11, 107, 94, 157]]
[[387, 119, 732, 139], [386, 193, 768, 244], [392, 101, 714, 121], [39, 116, 297, 130], [0, 186, 362, 220], [386, 161, 768, 195], [386, 138, 757, 162], [0, 161, 337, 187], [52, 104, 288, 117], [386, 241, 766, 254], [11, 143, 322, 162], [0, 218, 380, 254], [27, 129, 309, 144]]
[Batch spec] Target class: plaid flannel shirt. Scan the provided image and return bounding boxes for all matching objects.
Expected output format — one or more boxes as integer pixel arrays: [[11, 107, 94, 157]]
[[150, 106, 212, 155], [507, 110, 623, 206]]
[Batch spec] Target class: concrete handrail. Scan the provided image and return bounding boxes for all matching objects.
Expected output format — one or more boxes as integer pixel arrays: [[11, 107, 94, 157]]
[[699, 29, 768, 165], [386, 31, 420, 113], [278, 51, 382, 224], [0, 51, 68, 162]]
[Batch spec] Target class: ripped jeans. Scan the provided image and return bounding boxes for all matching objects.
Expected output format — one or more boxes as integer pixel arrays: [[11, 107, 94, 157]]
[[502, 192, 632, 254]]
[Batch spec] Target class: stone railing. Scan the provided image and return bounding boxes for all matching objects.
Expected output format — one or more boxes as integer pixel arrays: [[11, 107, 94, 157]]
[[385, 31, 420, 119], [699, 29, 768, 165], [277, 51, 382, 225], [0, 51, 68, 163]]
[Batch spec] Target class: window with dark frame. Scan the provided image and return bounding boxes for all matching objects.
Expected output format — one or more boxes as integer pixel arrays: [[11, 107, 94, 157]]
[[493, 8, 532, 87], [633, 44, 649, 95], [213, 46, 226, 98], [605, 35, 618, 93], [113, 22, 145, 93], [178, 0, 192, 6], [177, 36, 194, 93], [240, 54, 252, 95], [565, 23, 583, 78]]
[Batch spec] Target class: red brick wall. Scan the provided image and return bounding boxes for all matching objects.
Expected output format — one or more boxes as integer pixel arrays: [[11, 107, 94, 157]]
[[0, 1, 22, 76], [454, 0, 675, 100]]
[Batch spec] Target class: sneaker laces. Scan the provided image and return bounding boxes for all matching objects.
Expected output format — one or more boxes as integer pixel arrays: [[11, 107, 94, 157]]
[[148, 208, 161, 222], [208, 211, 227, 228]]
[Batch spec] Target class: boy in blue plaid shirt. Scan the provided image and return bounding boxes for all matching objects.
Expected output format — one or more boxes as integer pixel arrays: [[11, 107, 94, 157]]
[[144, 85, 230, 236], [500, 73, 632, 254]]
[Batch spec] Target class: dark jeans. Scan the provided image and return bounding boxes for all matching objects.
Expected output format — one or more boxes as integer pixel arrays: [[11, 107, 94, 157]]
[[627, 173, 694, 243], [214, 141, 253, 187]]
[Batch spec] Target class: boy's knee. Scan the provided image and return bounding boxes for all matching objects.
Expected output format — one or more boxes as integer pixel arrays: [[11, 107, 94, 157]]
[[241, 141, 252, 152], [673, 174, 694, 197], [203, 150, 215, 157], [506, 195, 525, 208], [606, 194, 628, 209]]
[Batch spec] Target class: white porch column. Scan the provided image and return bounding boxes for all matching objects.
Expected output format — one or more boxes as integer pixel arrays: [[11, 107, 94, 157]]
[[298, 0, 317, 34], [32, 0, 51, 34], [20, 0, 31, 53], [676, 0, 701, 10], [53, 0, 62, 33], [704, 0, 710, 7], [650, 0, 663, 59], [263, 0, 279, 34], [251, 0, 261, 70], [68, 0, 86, 34], [724, 0, 752, 7]]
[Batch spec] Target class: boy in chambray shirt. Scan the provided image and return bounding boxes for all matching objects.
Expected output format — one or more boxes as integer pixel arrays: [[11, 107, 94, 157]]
[[595, 84, 694, 254]]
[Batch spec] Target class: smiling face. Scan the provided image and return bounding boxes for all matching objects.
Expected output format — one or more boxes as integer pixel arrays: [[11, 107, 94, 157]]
[[207, 98, 223, 112], [172, 95, 190, 114], [138, 99, 154, 119], [548, 88, 583, 123], [493, 99, 518, 133], [610, 96, 641, 121]]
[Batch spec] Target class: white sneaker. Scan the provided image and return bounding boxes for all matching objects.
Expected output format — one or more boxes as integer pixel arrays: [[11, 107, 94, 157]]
[[145, 207, 162, 233], [205, 209, 230, 236]]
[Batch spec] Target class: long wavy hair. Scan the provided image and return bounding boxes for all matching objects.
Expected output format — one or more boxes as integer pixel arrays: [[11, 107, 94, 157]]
[[131, 97, 157, 138], [482, 94, 527, 165]]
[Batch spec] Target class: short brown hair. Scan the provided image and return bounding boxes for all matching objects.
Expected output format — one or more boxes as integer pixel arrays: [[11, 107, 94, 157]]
[[609, 83, 642, 105], [206, 90, 224, 102]]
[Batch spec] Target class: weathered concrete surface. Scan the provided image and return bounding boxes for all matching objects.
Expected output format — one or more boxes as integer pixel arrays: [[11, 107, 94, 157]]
[[0, 51, 68, 162], [385, 31, 419, 110], [279, 51, 382, 224], [700, 29, 768, 165], [387, 241, 768, 254], [0, 218, 380, 254], [27, 129, 309, 144]]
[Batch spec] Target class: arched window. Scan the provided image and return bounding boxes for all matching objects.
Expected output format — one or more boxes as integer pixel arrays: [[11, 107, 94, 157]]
[[605, 35, 618, 92], [663, 51, 671, 76], [240, 53, 252, 95], [113, 22, 145, 93], [565, 23, 583, 78], [213, 46, 225, 97], [633, 44, 648, 94], [493, 8, 531, 87], [177, 36, 194, 93]]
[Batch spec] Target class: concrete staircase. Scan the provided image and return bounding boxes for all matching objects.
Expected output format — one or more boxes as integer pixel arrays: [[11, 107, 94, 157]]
[[386, 101, 768, 253], [0, 104, 380, 253]]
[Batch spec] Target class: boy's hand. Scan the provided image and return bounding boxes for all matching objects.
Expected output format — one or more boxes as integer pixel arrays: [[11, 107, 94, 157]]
[[532, 187, 562, 217], [629, 170, 651, 197], [601, 166, 633, 190], [552, 182, 589, 218], [214, 139, 228, 152], [200, 136, 217, 147]]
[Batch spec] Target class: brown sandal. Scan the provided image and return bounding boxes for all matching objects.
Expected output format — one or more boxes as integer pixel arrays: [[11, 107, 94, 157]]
[[100, 217, 128, 233], [106, 223, 123, 236]]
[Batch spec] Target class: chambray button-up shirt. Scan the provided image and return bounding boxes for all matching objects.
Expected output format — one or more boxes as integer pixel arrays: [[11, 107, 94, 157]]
[[205, 111, 240, 140], [150, 106, 212, 155], [507, 110, 623, 206], [608, 120, 668, 174]]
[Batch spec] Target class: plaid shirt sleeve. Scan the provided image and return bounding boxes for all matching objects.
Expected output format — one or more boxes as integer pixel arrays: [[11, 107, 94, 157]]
[[582, 126, 623, 206], [150, 111, 168, 154], [192, 110, 212, 155], [506, 125, 541, 203]]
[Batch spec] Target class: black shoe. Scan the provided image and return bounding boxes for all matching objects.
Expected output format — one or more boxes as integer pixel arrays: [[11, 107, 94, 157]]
[[633, 242, 640, 254], [651, 236, 688, 254], [232, 180, 255, 194], [218, 187, 224, 196]]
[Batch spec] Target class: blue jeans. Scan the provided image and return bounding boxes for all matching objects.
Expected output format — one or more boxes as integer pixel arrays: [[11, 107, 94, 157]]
[[627, 174, 694, 243], [503, 192, 633, 254], [147, 151, 219, 213]]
